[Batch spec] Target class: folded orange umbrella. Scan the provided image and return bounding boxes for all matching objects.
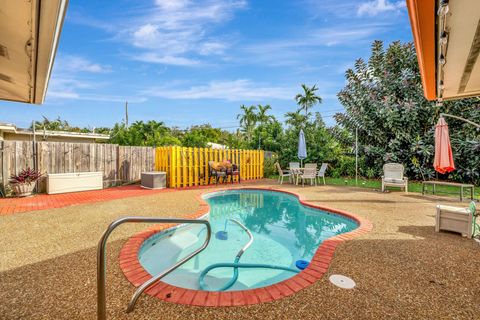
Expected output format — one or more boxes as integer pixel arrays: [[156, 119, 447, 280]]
[[434, 117, 455, 174]]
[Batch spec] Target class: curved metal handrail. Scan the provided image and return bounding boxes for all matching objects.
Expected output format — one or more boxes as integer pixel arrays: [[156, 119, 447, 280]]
[[97, 217, 211, 320], [229, 219, 253, 259]]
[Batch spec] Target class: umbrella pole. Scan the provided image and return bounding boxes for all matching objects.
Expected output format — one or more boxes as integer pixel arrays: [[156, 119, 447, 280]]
[[440, 113, 480, 128]]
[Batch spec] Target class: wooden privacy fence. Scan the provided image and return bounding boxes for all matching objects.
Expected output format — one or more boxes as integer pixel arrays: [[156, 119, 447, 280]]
[[155, 146, 264, 188], [0, 141, 155, 193]]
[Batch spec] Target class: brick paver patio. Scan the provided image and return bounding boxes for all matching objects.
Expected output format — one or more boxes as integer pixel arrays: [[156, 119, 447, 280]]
[[0, 181, 257, 216], [0, 185, 172, 216]]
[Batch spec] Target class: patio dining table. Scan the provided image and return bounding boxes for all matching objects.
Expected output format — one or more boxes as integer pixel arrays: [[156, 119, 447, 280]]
[[288, 167, 305, 185]]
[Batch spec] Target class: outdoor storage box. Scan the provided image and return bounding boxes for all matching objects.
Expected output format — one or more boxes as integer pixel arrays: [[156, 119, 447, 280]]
[[47, 172, 103, 194], [435, 205, 473, 238], [141, 171, 166, 189]]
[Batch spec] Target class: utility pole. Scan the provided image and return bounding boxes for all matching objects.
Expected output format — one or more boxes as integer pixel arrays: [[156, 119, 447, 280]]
[[32, 120, 37, 170], [125, 101, 129, 128], [355, 127, 358, 186], [32, 120, 37, 193]]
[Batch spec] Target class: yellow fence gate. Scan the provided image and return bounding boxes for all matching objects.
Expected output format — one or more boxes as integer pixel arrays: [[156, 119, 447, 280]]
[[155, 146, 264, 188]]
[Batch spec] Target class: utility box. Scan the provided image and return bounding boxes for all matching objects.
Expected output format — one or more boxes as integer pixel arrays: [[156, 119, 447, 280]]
[[141, 171, 166, 189]]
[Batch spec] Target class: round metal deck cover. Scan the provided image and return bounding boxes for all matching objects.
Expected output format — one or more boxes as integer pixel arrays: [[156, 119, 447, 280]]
[[329, 274, 356, 289]]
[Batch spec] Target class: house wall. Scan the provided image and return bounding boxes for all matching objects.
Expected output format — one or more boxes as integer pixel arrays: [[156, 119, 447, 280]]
[[2, 132, 105, 143]]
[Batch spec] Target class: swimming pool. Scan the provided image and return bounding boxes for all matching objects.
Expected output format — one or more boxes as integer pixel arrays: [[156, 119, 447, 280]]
[[137, 189, 358, 292]]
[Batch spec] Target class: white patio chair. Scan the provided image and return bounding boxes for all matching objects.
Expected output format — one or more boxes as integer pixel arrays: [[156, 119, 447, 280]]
[[275, 162, 291, 184], [381, 163, 408, 193], [300, 167, 317, 186], [304, 163, 317, 170], [289, 162, 301, 183], [289, 162, 300, 172], [317, 163, 328, 185]]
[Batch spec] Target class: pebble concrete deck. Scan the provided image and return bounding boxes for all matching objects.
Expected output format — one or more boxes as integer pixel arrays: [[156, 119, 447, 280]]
[[1, 180, 479, 319]]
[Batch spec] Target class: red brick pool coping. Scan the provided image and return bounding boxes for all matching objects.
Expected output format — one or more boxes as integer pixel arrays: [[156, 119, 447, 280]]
[[118, 187, 373, 307]]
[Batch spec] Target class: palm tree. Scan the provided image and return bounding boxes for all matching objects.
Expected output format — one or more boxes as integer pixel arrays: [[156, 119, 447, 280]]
[[285, 111, 307, 128], [237, 104, 257, 143], [295, 84, 322, 116], [256, 104, 274, 125]]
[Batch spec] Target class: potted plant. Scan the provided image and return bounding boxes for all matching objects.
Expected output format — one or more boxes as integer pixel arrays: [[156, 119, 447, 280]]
[[10, 168, 43, 197]]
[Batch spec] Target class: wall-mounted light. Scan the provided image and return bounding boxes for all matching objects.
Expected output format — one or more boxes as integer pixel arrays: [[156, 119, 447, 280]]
[[437, 0, 449, 16], [439, 54, 446, 65], [439, 80, 445, 90], [440, 31, 448, 45]]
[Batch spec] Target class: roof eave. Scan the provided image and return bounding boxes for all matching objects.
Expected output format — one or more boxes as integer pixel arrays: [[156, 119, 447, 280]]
[[406, 0, 437, 101]]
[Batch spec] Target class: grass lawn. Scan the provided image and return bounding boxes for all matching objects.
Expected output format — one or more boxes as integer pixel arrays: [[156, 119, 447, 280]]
[[270, 175, 479, 200], [325, 177, 479, 199]]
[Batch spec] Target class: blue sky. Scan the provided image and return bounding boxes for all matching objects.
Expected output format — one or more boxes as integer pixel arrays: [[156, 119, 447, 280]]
[[0, 0, 412, 130]]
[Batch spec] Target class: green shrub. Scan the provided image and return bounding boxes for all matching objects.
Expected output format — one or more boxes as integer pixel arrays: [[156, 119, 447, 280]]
[[263, 156, 278, 178], [330, 156, 356, 178]]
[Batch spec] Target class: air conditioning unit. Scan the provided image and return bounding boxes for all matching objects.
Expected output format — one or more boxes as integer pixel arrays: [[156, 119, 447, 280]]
[[47, 172, 103, 194]]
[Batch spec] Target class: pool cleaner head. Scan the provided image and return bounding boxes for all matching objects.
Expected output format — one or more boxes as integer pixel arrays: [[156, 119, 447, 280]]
[[215, 230, 228, 240], [215, 220, 229, 240], [295, 259, 309, 270]]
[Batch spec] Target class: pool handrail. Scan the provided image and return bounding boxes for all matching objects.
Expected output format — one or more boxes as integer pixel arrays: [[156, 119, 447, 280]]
[[229, 219, 253, 259], [97, 217, 211, 320]]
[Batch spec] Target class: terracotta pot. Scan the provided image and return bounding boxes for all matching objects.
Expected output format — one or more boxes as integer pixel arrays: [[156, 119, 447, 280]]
[[11, 183, 36, 197]]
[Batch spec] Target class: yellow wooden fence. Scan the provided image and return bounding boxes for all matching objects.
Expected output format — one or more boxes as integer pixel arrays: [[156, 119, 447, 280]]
[[155, 146, 264, 188]]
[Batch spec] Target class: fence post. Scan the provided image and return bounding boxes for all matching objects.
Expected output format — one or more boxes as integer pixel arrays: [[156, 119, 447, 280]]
[[188, 147, 193, 187], [260, 150, 264, 178], [204, 148, 209, 185], [176, 147, 182, 188]]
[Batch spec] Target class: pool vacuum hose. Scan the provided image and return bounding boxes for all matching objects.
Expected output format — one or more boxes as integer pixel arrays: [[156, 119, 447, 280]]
[[199, 219, 299, 291]]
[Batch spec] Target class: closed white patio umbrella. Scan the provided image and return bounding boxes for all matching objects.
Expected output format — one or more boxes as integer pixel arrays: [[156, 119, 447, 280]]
[[298, 129, 307, 167]]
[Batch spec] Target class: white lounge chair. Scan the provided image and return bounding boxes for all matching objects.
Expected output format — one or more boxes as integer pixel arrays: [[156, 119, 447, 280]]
[[300, 164, 317, 186], [275, 162, 291, 184], [317, 163, 328, 185], [436, 201, 476, 238], [382, 163, 408, 193]]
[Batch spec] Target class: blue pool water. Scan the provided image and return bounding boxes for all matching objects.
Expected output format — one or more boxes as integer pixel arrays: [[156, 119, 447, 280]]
[[138, 189, 358, 291]]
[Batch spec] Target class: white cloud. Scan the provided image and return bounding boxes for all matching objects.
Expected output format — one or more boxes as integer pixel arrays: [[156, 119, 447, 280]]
[[133, 24, 160, 46], [143, 79, 295, 101], [198, 41, 228, 55], [155, 0, 190, 11], [56, 55, 111, 73], [47, 89, 146, 103], [241, 24, 386, 66], [357, 0, 405, 16], [48, 91, 80, 99], [133, 53, 200, 66], [122, 0, 246, 65], [47, 55, 144, 103]]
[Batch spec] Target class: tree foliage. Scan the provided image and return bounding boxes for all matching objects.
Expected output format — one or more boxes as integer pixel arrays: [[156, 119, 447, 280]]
[[336, 40, 480, 183], [295, 84, 322, 116], [109, 120, 180, 146]]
